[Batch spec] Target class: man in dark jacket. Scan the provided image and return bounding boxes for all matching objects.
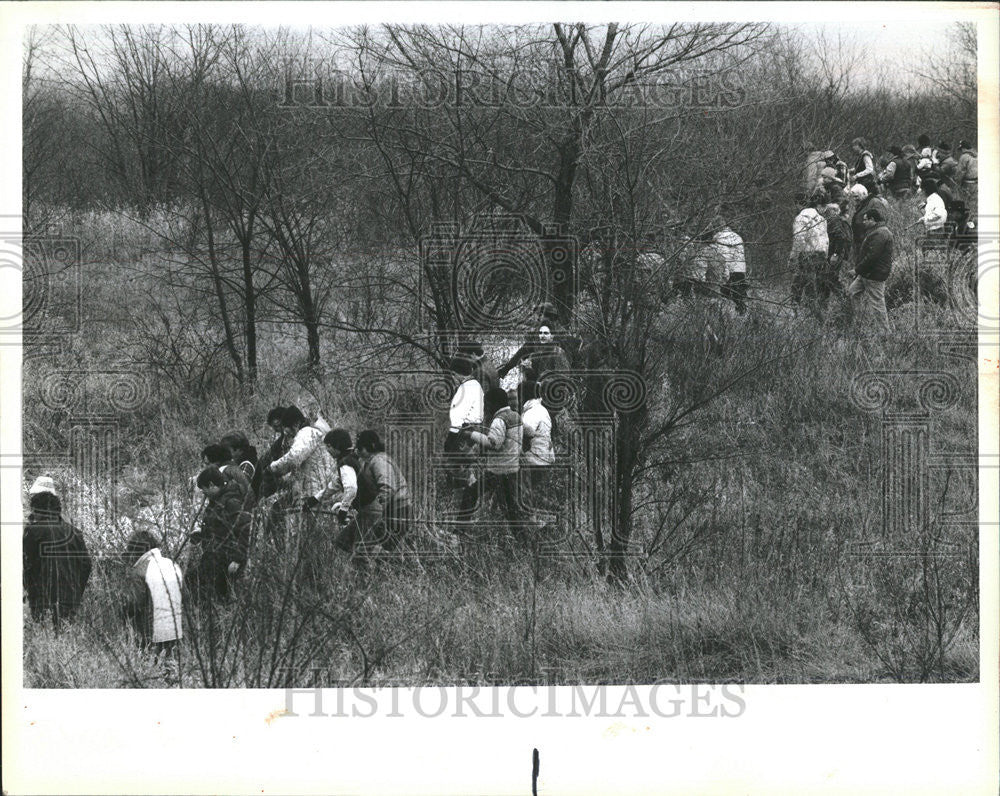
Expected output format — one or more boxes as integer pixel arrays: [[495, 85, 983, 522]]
[[221, 432, 260, 494], [193, 466, 252, 601], [202, 442, 255, 511], [881, 146, 914, 198], [846, 207, 893, 333], [849, 185, 890, 263], [23, 479, 92, 628], [822, 199, 853, 302], [257, 407, 291, 498]]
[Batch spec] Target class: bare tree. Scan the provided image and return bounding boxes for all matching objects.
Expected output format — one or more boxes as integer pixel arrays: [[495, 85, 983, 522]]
[[911, 22, 977, 135], [341, 23, 770, 323]]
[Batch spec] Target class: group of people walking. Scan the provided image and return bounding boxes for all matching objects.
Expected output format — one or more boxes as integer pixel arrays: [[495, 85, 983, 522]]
[[807, 135, 978, 209], [23, 130, 978, 664], [183, 325, 569, 603], [445, 327, 561, 540], [22, 308, 573, 658], [188, 406, 416, 600], [789, 133, 978, 331]]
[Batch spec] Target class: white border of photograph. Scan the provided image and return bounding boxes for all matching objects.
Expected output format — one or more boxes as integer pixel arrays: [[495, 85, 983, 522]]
[[1, 2, 997, 794]]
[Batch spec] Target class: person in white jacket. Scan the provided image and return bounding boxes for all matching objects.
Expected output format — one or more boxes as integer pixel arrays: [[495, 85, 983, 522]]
[[443, 355, 485, 491], [122, 531, 183, 660], [520, 380, 555, 467], [712, 217, 748, 314], [789, 192, 831, 312], [447, 356, 484, 435], [920, 178, 948, 236], [266, 406, 337, 506], [519, 380, 557, 534]]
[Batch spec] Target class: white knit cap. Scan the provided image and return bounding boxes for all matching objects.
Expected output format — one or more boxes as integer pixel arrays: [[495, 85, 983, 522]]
[[848, 184, 868, 199], [28, 475, 58, 497]]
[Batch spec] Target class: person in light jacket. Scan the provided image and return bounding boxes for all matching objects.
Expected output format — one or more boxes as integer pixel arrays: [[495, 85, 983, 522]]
[[121, 530, 183, 657], [711, 217, 748, 315], [955, 140, 978, 205], [321, 429, 385, 554], [920, 178, 948, 237], [519, 381, 557, 535], [789, 191, 831, 312], [520, 380, 554, 468], [266, 406, 337, 503], [460, 387, 527, 539], [444, 355, 485, 493], [357, 429, 413, 550]]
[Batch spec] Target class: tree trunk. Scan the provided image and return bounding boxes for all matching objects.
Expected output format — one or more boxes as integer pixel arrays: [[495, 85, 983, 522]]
[[607, 413, 640, 586], [305, 311, 321, 373], [550, 131, 582, 321], [199, 197, 244, 386], [241, 235, 258, 389]]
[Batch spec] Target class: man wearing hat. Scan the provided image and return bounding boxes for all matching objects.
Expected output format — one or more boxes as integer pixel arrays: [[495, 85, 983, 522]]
[[955, 140, 978, 213], [818, 151, 847, 201], [23, 476, 92, 628], [848, 184, 889, 264], [847, 206, 893, 333]]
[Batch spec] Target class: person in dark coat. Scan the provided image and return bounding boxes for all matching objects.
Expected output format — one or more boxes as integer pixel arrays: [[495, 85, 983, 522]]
[[496, 300, 567, 379], [221, 432, 260, 494], [191, 466, 251, 602], [846, 207, 893, 333], [823, 198, 853, 299], [880, 145, 914, 198], [849, 137, 879, 196], [849, 184, 889, 263], [23, 478, 91, 628], [202, 442, 255, 511], [257, 407, 291, 498]]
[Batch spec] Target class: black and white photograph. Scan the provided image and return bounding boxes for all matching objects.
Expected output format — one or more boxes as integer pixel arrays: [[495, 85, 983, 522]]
[[2, 2, 998, 794]]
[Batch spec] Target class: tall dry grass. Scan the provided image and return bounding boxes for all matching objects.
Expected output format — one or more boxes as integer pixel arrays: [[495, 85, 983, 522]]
[[21, 207, 979, 686]]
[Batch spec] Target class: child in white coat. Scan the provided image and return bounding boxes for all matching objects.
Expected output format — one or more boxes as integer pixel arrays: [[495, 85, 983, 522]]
[[122, 531, 184, 660]]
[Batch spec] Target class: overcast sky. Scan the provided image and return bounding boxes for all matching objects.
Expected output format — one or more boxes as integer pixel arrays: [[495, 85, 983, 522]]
[[797, 21, 959, 87]]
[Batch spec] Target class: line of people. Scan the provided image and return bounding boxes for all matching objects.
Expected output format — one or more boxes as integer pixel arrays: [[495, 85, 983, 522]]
[[443, 306, 567, 541], [807, 135, 977, 211], [790, 133, 977, 333], [187, 406, 417, 597], [789, 184, 899, 332]]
